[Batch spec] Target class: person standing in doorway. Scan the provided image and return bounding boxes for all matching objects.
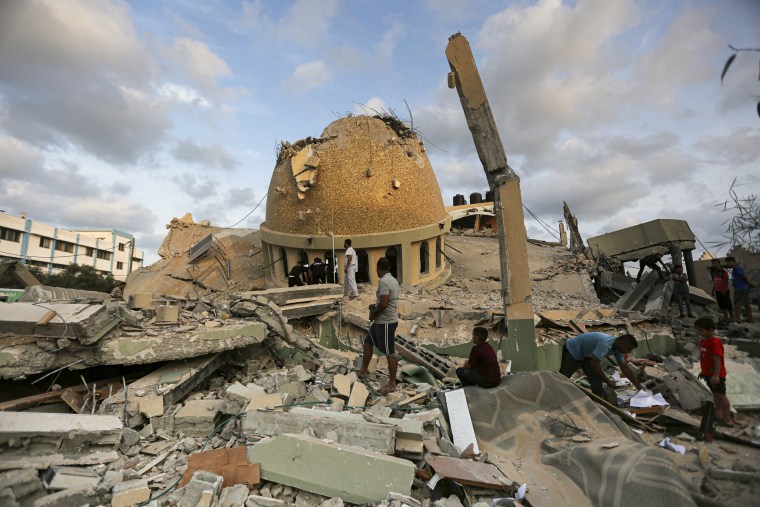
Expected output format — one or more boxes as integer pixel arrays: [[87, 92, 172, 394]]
[[710, 259, 733, 322], [343, 239, 358, 299], [358, 257, 400, 395]]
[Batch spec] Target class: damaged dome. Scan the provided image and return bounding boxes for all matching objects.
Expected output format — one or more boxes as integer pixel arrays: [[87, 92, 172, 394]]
[[264, 115, 448, 236]]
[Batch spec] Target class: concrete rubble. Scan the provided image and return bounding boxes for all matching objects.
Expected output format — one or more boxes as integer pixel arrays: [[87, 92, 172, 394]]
[[0, 213, 758, 506]]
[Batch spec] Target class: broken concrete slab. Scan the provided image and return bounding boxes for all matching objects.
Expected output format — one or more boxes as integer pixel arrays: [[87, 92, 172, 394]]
[[244, 410, 396, 454], [246, 393, 287, 412], [332, 373, 354, 398], [426, 456, 507, 489], [41, 466, 100, 491], [347, 381, 369, 408], [0, 321, 267, 380], [219, 483, 250, 507], [615, 271, 659, 311], [33, 486, 98, 507], [223, 382, 267, 414], [0, 412, 122, 470], [236, 285, 342, 307], [0, 302, 119, 344], [248, 434, 414, 504], [175, 400, 224, 437], [0, 468, 45, 506]]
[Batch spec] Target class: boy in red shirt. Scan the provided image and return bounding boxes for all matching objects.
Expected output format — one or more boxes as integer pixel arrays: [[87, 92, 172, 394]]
[[696, 317, 733, 427], [456, 327, 501, 388]]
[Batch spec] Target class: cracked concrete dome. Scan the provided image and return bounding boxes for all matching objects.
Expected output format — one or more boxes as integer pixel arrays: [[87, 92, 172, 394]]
[[264, 115, 448, 236]]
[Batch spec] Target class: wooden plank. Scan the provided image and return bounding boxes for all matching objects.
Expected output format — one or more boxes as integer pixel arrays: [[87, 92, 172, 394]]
[[0, 335, 41, 349], [576, 385, 656, 432], [60, 388, 86, 414], [0, 379, 123, 412], [36, 311, 58, 326]]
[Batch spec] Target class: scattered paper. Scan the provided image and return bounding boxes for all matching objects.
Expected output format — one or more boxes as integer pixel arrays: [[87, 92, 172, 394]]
[[630, 390, 670, 408], [611, 372, 632, 387], [659, 437, 686, 454]]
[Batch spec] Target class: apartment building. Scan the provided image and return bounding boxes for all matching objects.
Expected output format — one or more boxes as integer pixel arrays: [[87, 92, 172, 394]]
[[0, 212, 143, 280]]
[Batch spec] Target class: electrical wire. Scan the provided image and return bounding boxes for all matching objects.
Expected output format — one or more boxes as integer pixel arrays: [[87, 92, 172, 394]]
[[522, 204, 560, 241], [227, 193, 268, 228]]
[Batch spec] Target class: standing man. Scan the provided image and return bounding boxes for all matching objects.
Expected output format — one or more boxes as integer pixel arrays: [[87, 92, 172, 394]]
[[726, 256, 754, 323], [110, 281, 126, 301], [559, 332, 644, 397], [343, 239, 358, 299], [456, 327, 501, 388], [636, 252, 667, 282], [710, 259, 733, 322], [358, 258, 399, 395], [671, 265, 694, 318]]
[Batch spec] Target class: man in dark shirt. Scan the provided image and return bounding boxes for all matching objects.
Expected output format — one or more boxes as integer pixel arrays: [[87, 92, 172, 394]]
[[456, 327, 501, 388], [310, 257, 326, 284], [636, 252, 667, 282], [288, 261, 310, 287]]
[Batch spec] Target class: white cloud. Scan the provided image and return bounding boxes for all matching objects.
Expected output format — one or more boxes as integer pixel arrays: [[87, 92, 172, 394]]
[[163, 37, 232, 97], [375, 19, 406, 61], [284, 60, 331, 93], [172, 139, 239, 170], [158, 83, 211, 108]]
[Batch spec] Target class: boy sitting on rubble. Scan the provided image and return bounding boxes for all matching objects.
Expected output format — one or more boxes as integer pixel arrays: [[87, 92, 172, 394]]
[[696, 317, 734, 427], [455, 327, 501, 388]]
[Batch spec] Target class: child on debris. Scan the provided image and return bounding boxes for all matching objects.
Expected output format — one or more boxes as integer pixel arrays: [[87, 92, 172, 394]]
[[696, 317, 734, 427], [710, 259, 733, 322], [455, 327, 501, 388], [671, 265, 694, 318]]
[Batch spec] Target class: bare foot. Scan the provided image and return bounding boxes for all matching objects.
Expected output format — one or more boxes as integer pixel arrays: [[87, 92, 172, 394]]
[[378, 384, 396, 395]]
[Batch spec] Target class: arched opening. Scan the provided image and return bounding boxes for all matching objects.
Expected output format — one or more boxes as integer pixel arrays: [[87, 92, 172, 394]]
[[435, 237, 442, 269], [356, 249, 370, 283], [420, 241, 429, 275], [298, 249, 309, 265], [324, 250, 338, 283], [279, 247, 289, 279], [384, 246, 400, 279]]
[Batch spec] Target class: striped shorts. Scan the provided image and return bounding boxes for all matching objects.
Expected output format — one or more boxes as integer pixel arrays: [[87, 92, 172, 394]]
[[365, 322, 398, 355]]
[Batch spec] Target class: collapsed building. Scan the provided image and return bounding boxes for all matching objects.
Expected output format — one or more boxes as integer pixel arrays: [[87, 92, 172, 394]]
[[1, 37, 759, 505]]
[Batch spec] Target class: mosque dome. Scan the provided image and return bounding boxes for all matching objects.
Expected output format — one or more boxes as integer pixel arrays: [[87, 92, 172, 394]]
[[264, 115, 448, 236]]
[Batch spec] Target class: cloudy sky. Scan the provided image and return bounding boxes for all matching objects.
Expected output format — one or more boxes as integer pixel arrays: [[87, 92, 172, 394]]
[[1, 0, 758, 264]]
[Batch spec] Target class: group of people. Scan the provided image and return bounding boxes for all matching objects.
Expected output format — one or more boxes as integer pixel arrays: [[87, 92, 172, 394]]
[[710, 256, 754, 324]]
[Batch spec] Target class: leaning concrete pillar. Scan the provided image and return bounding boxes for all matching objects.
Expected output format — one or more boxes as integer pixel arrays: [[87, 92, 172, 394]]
[[669, 243, 682, 268]]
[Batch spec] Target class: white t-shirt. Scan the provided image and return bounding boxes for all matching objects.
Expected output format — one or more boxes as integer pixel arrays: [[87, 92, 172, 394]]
[[344, 247, 357, 269]]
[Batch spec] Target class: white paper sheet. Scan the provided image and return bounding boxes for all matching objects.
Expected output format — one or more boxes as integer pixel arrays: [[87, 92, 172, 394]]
[[659, 437, 686, 454], [630, 390, 670, 408]]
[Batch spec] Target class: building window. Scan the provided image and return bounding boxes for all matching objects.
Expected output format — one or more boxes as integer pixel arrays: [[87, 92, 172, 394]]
[[356, 250, 370, 283], [118, 243, 125, 251], [116, 261, 124, 270], [324, 250, 338, 283], [0, 227, 21, 242], [419, 241, 429, 274], [385, 246, 400, 279], [436, 237, 442, 268], [96, 250, 111, 261], [54, 241, 75, 253], [84, 247, 94, 257], [39, 237, 52, 248]]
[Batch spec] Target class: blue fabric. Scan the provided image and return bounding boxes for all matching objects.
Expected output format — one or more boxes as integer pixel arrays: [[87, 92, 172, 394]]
[[732, 266, 750, 290], [565, 332, 624, 362]]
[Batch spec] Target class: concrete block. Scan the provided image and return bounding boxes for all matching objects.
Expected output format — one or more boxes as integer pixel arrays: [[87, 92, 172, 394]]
[[304, 388, 330, 406], [112, 479, 151, 507], [224, 382, 263, 414], [0, 468, 45, 505], [248, 434, 414, 504], [244, 409, 396, 454], [130, 293, 154, 309], [347, 381, 369, 408], [156, 305, 179, 323], [280, 381, 307, 399], [293, 365, 313, 382], [0, 302, 119, 345], [332, 374, 353, 398], [178, 470, 223, 507], [175, 400, 223, 437], [219, 484, 249, 507], [33, 486, 97, 507], [246, 393, 286, 412]]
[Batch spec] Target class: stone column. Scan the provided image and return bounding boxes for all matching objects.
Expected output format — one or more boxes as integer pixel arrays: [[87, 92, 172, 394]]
[[683, 249, 697, 287]]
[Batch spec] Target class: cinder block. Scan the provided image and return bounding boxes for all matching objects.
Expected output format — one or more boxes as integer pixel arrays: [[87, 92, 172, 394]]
[[248, 434, 414, 504], [175, 400, 223, 437], [129, 293, 154, 309], [156, 305, 179, 323]]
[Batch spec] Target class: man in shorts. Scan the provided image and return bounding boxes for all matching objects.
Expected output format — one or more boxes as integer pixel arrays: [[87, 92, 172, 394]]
[[358, 257, 399, 395]]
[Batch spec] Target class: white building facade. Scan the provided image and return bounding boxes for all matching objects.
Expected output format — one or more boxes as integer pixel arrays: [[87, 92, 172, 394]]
[[0, 212, 143, 280]]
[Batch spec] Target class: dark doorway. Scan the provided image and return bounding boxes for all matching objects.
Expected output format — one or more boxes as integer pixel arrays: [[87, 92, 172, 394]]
[[324, 250, 338, 283], [356, 249, 370, 283], [280, 247, 288, 279], [419, 241, 429, 274], [435, 237, 442, 269], [298, 250, 309, 265]]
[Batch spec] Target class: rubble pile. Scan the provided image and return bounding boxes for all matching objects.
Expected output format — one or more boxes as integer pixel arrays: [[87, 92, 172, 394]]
[[1, 221, 759, 506]]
